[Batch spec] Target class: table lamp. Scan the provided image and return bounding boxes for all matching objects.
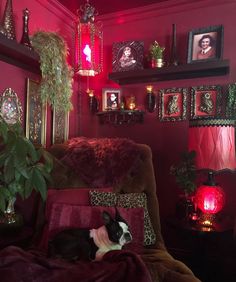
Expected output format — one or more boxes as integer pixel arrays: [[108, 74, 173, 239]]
[[188, 118, 236, 227]]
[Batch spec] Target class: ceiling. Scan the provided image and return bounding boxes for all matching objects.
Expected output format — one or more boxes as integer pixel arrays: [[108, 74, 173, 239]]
[[57, 0, 168, 16]]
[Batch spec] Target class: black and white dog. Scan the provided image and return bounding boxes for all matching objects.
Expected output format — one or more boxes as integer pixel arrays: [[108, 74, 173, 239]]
[[48, 210, 132, 261]]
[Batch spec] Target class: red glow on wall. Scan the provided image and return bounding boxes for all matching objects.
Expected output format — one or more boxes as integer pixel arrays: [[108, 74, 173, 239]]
[[195, 185, 225, 214], [76, 22, 103, 76]]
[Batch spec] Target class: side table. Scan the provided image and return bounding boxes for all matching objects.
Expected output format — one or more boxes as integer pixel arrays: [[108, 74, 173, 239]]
[[164, 215, 235, 282]]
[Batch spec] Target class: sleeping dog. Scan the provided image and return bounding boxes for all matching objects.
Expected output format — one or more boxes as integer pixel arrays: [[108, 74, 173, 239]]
[[48, 210, 132, 261]]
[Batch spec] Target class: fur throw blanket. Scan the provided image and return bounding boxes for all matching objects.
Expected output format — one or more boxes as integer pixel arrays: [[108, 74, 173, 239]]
[[60, 137, 143, 188]]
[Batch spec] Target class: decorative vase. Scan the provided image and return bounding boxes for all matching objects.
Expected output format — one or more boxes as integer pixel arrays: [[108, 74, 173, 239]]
[[176, 195, 195, 220], [170, 23, 178, 66], [20, 8, 32, 49], [2, 0, 16, 40], [151, 58, 163, 68], [0, 197, 23, 233]]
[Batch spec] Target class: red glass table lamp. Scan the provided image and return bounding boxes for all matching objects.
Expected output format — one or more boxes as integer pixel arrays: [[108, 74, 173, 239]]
[[188, 119, 236, 227]]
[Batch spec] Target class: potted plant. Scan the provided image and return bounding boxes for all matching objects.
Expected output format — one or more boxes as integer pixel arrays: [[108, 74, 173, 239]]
[[0, 118, 53, 228], [149, 40, 165, 68], [170, 151, 197, 219]]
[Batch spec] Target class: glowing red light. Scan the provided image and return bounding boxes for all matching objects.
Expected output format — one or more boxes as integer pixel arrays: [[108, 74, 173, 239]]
[[195, 185, 225, 214]]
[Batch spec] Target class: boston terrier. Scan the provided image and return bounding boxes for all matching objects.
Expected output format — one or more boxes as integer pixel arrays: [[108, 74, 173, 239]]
[[48, 209, 132, 261]]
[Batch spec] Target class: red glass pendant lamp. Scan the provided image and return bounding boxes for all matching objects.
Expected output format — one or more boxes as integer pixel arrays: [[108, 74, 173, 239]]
[[188, 119, 236, 226], [75, 0, 103, 76]]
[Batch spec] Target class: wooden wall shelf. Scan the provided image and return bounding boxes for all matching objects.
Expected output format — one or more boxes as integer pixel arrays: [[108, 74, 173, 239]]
[[108, 60, 230, 85], [0, 33, 40, 74], [97, 110, 145, 125]]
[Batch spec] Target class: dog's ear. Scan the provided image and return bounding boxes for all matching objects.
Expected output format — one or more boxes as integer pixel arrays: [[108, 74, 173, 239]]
[[102, 211, 113, 224], [115, 208, 128, 225]]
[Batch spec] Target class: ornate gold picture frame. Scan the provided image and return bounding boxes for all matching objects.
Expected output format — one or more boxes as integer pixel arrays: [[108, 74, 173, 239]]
[[26, 79, 47, 147], [52, 107, 69, 144], [159, 87, 188, 122]]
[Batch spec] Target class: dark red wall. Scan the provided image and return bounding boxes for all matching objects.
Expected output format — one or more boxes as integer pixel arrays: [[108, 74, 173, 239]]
[[76, 0, 236, 219], [1, 0, 235, 220]]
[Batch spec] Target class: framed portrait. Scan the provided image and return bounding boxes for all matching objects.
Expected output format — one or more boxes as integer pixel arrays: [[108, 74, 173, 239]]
[[52, 107, 69, 144], [187, 25, 224, 63], [112, 40, 144, 72], [0, 88, 23, 125], [190, 85, 223, 119], [102, 88, 121, 111], [26, 79, 47, 147], [159, 87, 187, 122]]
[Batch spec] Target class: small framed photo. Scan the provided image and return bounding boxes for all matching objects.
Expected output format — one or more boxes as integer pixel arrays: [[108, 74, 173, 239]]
[[159, 88, 187, 121], [102, 88, 121, 111], [26, 79, 47, 147], [112, 40, 144, 72], [190, 85, 223, 119], [187, 25, 224, 63], [52, 107, 69, 144]]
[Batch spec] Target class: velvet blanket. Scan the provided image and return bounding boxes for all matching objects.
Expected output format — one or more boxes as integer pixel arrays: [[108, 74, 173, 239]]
[[60, 137, 142, 188], [0, 246, 152, 282]]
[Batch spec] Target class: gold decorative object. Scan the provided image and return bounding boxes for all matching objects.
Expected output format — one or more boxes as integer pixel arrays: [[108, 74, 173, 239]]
[[20, 8, 32, 50], [2, 0, 16, 40], [52, 107, 69, 144], [0, 88, 22, 124], [26, 79, 47, 147]]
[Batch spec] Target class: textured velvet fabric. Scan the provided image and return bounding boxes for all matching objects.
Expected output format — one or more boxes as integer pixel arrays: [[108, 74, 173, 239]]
[[0, 246, 152, 282], [48, 205, 144, 250], [42, 138, 202, 282]]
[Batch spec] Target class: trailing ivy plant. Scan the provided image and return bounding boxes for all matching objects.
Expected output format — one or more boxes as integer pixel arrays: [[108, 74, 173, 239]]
[[170, 151, 197, 196], [0, 118, 53, 212], [226, 83, 236, 118], [31, 31, 73, 112]]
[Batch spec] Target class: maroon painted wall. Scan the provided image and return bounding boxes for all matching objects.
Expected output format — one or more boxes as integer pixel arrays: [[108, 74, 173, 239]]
[[0, 0, 235, 221], [76, 0, 236, 219]]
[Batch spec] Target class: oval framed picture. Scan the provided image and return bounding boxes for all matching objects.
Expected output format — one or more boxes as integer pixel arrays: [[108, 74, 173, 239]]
[[0, 88, 23, 124]]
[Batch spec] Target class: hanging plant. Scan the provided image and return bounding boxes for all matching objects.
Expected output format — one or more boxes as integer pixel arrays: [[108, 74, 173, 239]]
[[31, 31, 73, 112], [226, 83, 236, 118]]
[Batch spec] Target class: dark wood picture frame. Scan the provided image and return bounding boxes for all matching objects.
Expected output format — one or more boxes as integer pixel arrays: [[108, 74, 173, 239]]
[[112, 40, 144, 72], [102, 88, 121, 111], [159, 87, 187, 122], [187, 25, 224, 63], [190, 85, 223, 119], [26, 79, 47, 147]]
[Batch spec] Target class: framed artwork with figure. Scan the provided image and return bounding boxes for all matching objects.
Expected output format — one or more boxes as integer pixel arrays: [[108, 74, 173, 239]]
[[190, 85, 223, 119], [112, 41, 144, 72], [187, 25, 224, 63], [159, 87, 188, 122], [102, 88, 121, 111]]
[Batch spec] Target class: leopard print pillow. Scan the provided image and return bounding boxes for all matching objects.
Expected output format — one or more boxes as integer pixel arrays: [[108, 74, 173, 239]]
[[89, 191, 156, 246]]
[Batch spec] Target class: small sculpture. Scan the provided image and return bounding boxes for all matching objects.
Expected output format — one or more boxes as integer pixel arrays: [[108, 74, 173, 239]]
[[79, 0, 98, 23], [199, 92, 214, 114], [167, 95, 179, 115]]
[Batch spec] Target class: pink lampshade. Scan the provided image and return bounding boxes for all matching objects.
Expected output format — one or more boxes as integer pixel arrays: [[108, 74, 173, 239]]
[[188, 119, 236, 172]]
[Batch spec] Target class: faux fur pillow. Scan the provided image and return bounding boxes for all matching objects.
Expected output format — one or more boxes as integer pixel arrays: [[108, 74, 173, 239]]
[[89, 191, 156, 246]]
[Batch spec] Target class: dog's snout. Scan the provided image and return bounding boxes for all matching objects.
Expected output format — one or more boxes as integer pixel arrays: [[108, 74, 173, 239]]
[[124, 232, 132, 242]]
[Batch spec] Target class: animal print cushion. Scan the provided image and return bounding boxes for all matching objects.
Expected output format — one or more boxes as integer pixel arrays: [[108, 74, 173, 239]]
[[89, 191, 156, 246]]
